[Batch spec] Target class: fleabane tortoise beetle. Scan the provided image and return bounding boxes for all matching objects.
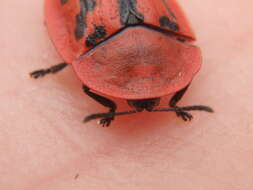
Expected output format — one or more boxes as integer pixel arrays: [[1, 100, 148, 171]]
[[30, 0, 213, 127]]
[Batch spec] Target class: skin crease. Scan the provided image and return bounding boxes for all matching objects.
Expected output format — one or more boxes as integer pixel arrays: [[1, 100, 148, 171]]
[[0, 0, 253, 189]]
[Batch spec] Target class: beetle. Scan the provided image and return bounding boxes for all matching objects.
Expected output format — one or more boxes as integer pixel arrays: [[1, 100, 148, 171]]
[[30, 0, 213, 127]]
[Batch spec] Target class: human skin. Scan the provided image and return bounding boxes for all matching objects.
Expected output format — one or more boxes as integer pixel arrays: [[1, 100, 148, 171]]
[[1, 0, 253, 189]]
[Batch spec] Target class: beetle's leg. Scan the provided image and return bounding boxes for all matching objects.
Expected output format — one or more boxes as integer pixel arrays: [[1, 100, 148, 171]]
[[30, 62, 68, 79], [169, 84, 193, 121], [82, 85, 117, 127]]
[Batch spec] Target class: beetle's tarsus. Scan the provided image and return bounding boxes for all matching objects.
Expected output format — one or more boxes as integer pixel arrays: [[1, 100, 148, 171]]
[[99, 117, 114, 127], [176, 110, 193, 121]]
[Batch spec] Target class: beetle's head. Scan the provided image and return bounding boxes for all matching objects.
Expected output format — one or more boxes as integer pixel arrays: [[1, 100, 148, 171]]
[[127, 98, 160, 112]]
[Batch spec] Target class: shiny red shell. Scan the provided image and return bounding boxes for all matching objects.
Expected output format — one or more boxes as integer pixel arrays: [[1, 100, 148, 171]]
[[45, 0, 201, 99]]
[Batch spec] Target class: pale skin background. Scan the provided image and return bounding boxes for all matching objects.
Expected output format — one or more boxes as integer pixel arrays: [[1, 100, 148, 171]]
[[1, 0, 253, 189]]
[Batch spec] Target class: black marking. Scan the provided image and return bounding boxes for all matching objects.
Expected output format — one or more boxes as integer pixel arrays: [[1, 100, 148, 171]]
[[159, 16, 179, 31], [75, 0, 97, 40], [84, 0, 97, 11], [118, 0, 144, 25], [60, 0, 68, 5], [81, 24, 188, 57], [161, 0, 177, 19], [86, 25, 107, 47], [177, 38, 186, 42], [128, 98, 161, 112]]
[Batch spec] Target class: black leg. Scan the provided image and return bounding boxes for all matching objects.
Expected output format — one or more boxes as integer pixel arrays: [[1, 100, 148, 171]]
[[82, 85, 117, 127], [30, 62, 68, 79], [169, 84, 193, 121]]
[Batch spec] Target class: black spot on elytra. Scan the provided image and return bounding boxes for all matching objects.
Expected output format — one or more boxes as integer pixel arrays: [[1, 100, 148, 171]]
[[177, 38, 186, 42], [161, 0, 177, 19], [84, 0, 96, 11], [85, 25, 107, 47], [118, 0, 144, 25], [159, 16, 179, 31], [60, 0, 68, 5], [75, 0, 96, 40]]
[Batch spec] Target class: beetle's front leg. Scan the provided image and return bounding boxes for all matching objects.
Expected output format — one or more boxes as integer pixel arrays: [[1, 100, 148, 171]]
[[82, 85, 117, 127], [169, 84, 193, 121]]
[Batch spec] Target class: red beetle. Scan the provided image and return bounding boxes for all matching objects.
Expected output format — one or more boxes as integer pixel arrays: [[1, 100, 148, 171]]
[[31, 0, 213, 126]]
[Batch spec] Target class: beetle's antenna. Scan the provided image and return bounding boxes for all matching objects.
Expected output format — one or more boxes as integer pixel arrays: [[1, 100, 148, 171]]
[[152, 105, 214, 113], [84, 110, 138, 123], [84, 105, 213, 123]]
